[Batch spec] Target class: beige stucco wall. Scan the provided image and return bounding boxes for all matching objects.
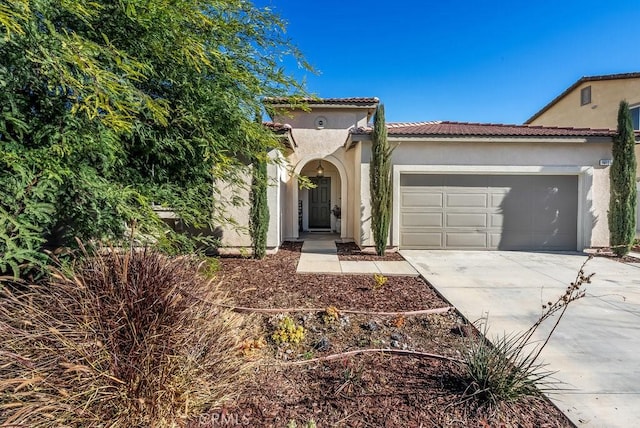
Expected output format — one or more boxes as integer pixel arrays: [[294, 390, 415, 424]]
[[217, 150, 285, 252], [272, 107, 372, 241], [357, 139, 613, 249], [528, 78, 640, 130]]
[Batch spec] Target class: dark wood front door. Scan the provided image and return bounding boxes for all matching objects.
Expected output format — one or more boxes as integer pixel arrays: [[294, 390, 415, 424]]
[[309, 177, 331, 228]]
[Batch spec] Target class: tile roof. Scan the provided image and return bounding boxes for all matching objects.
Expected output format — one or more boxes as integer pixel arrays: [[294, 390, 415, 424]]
[[525, 72, 640, 124], [264, 97, 379, 106], [263, 122, 297, 148], [263, 122, 292, 133], [352, 121, 616, 138]]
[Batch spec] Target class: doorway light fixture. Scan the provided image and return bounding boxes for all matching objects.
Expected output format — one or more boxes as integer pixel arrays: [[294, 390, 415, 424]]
[[316, 160, 324, 177]]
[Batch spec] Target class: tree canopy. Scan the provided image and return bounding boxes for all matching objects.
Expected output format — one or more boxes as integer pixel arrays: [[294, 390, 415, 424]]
[[0, 0, 310, 275]]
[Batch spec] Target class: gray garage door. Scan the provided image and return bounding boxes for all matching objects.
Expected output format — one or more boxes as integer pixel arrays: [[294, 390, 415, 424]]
[[399, 174, 578, 250]]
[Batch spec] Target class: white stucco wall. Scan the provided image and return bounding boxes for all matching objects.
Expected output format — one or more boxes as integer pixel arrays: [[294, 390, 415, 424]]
[[357, 139, 612, 249]]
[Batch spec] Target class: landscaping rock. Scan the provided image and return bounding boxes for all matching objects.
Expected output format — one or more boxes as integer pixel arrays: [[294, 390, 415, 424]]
[[390, 332, 403, 341], [361, 320, 379, 331], [314, 337, 331, 352]]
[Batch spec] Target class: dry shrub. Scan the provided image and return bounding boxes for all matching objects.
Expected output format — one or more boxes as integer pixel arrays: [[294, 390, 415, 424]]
[[0, 247, 253, 427]]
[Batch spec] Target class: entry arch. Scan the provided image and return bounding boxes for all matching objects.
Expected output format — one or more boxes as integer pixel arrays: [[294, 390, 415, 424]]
[[292, 154, 348, 239]]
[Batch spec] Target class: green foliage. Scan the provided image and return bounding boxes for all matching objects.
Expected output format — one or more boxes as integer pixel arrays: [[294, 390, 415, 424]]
[[322, 305, 340, 324], [372, 273, 388, 291], [250, 156, 269, 259], [0, 0, 309, 276], [271, 315, 306, 345], [0, 247, 254, 427], [370, 104, 393, 256], [609, 100, 638, 256]]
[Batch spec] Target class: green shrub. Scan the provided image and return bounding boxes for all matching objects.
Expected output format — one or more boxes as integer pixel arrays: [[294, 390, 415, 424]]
[[460, 323, 555, 404], [609, 100, 637, 256], [0, 247, 253, 427], [271, 315, 305, 345], [372, 273, 388, 291]]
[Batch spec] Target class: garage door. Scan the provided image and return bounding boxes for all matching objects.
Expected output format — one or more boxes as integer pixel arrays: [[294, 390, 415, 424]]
[[399, 174, 578, 250]]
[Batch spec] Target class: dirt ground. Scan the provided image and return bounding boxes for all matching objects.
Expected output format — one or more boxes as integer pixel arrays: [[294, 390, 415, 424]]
[[211, 242, 574, 428]]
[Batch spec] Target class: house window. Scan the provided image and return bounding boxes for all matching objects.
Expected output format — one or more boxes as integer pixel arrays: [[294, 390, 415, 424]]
[[631, 106, 640, 131], [580, 86, 591, 106]]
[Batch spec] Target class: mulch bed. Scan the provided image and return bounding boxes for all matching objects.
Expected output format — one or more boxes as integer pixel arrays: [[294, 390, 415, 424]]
[[589, 247, 640, 263], [336, 242, 405, 261], [212, 241, 574, 427]]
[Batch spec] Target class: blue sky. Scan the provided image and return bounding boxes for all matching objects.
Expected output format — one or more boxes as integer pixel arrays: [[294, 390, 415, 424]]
[[258, 0, 640, 124]]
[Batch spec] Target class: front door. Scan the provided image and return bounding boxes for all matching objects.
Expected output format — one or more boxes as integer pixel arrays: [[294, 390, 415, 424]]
[[309, 177, 331, 228]]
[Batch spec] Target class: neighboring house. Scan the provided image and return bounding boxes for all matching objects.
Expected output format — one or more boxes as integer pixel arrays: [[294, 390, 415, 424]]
[[217, 97, 620, 252], [525, 72, 640, 130], [526, 72, 640, 234]]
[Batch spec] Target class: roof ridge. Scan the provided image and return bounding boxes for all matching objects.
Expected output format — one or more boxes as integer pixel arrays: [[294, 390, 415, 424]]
[[388, 121, 441, 128], [439, 120, 615, 132]]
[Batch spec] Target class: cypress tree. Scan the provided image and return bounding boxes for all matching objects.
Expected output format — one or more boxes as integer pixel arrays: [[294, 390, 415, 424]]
[[609, 100, 637, 256], [249, 157, 269, 259], [370, 104, 393, 256]]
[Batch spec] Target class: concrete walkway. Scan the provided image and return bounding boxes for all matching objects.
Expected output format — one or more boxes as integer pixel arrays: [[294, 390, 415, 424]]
[[296, 233, 418, 276], [401, 250, 640, 428]]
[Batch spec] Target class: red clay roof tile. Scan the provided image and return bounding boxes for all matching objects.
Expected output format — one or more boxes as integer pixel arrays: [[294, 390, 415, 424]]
[[352, 121, 616, 138]]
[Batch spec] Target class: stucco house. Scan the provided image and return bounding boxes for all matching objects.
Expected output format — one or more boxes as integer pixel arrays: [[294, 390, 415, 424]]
[[525, 72, 640, 131], [218, 96, 625, 253]]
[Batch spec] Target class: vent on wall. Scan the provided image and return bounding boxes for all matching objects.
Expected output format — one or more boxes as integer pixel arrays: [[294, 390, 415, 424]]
[[315, 116, 327, 129]]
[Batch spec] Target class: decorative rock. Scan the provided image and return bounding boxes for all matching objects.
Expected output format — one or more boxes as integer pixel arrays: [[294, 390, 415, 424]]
[[361, 320, 379, 331], [340, 315, 351, 328], [390, 332, 403, 341], [314, 336, 331, 351]]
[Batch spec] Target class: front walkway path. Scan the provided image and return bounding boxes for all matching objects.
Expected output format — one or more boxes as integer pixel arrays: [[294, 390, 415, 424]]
[[295, 233, 418, 276]]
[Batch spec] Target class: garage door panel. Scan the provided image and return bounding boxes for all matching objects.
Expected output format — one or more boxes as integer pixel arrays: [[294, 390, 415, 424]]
[[498, 233, 536, 249], [532, 233, 576, 249], [489, 213, 503, 228], [402, 192, 443, 208], [399, 174, 578, 250], [402, 212, 442, 227], [446, 193, 487, 208], [446, 232, 487, 248], [490, 193, 506, 208], [446, 213, 487, 227], [401, 232, 443, 247]]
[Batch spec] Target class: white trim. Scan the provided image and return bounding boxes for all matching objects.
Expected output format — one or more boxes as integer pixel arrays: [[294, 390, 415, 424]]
[[392, 165, 594, 250], [292, 154, 348, 240]]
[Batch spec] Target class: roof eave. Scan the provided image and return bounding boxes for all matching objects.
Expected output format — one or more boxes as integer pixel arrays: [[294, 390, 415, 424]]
[[387, 135, 614, 144]]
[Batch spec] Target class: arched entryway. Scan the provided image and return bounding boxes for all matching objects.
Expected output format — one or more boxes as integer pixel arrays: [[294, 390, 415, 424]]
[[292, 155, 348, 239]]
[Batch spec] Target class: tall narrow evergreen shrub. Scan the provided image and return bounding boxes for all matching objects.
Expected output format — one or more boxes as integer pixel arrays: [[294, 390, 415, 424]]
[[609, 100, 637, 256], [249, 158, 269, 259], [370, 104, 393, 256]]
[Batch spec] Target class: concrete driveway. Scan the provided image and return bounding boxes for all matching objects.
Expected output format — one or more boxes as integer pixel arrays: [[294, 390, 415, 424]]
[[400, 250, 640, 428]]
